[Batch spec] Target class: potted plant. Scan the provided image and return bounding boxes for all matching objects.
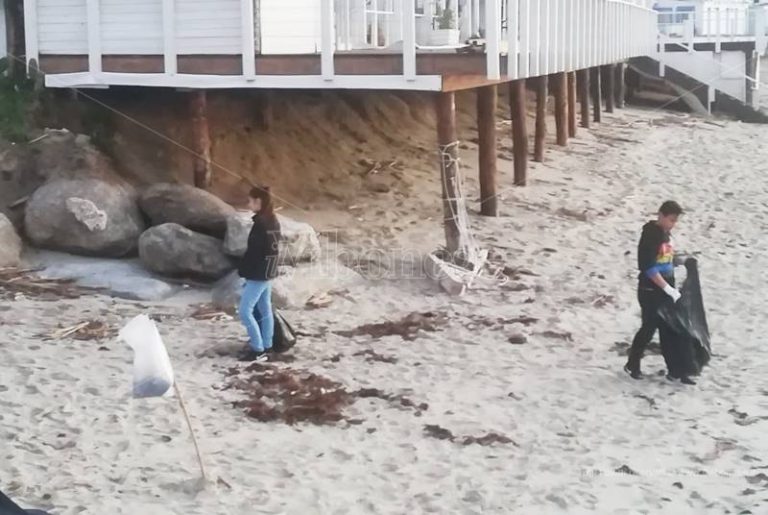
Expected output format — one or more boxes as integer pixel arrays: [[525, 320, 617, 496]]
[[429, 6, 460, 46]]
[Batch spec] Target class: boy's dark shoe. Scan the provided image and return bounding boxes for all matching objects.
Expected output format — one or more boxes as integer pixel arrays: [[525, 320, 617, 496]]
[[624, 363, 643, 380]]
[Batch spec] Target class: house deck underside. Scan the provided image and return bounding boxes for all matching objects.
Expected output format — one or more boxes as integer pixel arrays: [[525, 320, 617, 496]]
[[38, 52, 598, 92]]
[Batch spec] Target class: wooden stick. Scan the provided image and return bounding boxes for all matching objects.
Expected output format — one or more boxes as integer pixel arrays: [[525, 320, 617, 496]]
[[510, 80, 529, 186], [49, 321, 91, 340], [553, 72, 568, 146], [174, 382, 207, 482], [9, 196, 29, 208], [533, 76, 547, 163], [577, 69, 590, 129], [567, 72, 577, 138], [477, 85, 498, 217]]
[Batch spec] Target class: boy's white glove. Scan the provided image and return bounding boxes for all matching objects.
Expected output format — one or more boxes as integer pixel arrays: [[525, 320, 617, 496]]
[[663, 284, 682, 303]]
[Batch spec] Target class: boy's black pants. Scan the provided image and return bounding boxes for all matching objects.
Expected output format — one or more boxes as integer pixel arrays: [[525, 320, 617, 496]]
[[627, 286, 684, 375]]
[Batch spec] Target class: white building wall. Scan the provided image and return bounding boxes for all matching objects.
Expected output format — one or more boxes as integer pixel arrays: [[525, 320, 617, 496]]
[[37, 0, 88, 54], [176, 0, 241, 54], [101, 0, 163, 54], [259, 0, 320, 54]]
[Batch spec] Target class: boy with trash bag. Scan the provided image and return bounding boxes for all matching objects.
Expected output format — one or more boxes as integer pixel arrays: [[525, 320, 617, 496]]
[[624, 200, 699, 385]]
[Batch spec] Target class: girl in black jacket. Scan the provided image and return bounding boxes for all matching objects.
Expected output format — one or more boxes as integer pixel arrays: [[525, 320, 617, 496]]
[[238, 186, 281, 361]]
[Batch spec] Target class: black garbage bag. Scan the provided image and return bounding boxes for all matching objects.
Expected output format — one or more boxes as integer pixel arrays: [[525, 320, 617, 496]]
[[252, 305, 297, 354], [658, 258, 712, 376], [1, 490, 51, 515], [272, 309, 297, 353]]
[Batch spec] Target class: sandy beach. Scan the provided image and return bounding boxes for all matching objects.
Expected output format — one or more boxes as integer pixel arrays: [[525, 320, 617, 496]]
[[2, 105, 767, 514]]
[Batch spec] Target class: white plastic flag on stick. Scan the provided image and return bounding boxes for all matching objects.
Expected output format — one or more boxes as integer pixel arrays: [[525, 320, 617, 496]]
[[119, 314, 207, 482]]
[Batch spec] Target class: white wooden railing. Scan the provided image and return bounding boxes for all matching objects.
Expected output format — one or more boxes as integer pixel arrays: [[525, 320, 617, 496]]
[[493, 0, 658, 80], [339, 0, 659, 80]]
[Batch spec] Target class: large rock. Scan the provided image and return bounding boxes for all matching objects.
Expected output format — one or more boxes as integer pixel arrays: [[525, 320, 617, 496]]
[[139, 183, 236, 238], [25, 179, 144, 257], [0, 213, 23, 267], [212, 261, 363, 310], [139, 223, 234, 280], [1, 129, 127, 228], [223, 212, 321, 265]]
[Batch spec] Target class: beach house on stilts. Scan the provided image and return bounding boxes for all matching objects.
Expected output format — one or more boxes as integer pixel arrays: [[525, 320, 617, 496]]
[[18, 0, 664, 254]]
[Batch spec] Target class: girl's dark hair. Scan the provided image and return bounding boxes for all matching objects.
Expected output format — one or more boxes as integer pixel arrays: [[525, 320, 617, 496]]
[[249, 185, 275, 219]]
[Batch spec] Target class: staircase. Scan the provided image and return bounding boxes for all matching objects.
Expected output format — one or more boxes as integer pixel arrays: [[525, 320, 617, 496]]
[[631, 2, 768, 121]]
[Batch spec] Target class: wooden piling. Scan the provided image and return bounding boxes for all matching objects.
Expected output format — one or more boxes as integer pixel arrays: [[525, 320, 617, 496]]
[[602, 64, 615, 113], [510, 80, 529, 186], [590, 67, 602, 123], [533, 76, 547, 163], [577, 69, 590, 129], [190, 90, 213, 189], [552, 72, 568, 146], [567, 72, 577, 138], [436, 91, 462, 253], [615, 62, 626, 108], [477, 85, 498, 217]]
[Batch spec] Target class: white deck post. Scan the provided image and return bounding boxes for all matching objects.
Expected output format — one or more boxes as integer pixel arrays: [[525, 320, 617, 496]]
[[86, 0, 102, 74], [625, 3, 630, 59], [594, 0, 600, 66], [615, 2, 619, 62], [321, 0, 335, 80], [568, 0, 574, 71], [486, 0, 501, 79], [588, 0, 594, 69], [403, 0, 416, 80], [162, 0, 177, 75], [756, 6, 767, 56], [576, 0, 582, 69], [343, 0, 352, 50], [531, 0, 540, 76], [617, 2, 621, 62], [600, 0, 606, 65], [519, 0, 530, 78], [371, 3, 379, 47], [23, 0, 39, 71], [542, 0, 550, 74], [241, 0, 256, 79], [715, 6, 722, 53], [554, 0, 561, 71], [507, 0, 519, 79], [620, 2, 624, 60]]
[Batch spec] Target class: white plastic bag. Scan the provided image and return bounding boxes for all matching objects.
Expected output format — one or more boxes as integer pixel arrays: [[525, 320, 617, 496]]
[[119, 314, 175, 398]]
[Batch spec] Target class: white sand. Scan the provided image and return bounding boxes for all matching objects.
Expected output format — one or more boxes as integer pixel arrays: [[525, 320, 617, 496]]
[[2, 107, 767, 514]]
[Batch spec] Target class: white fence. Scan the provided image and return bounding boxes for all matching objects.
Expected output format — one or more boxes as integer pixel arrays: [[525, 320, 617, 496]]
[[341, 0, 658, 80], [487, 0, 658, 80], [27, 0, 659, 90]]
